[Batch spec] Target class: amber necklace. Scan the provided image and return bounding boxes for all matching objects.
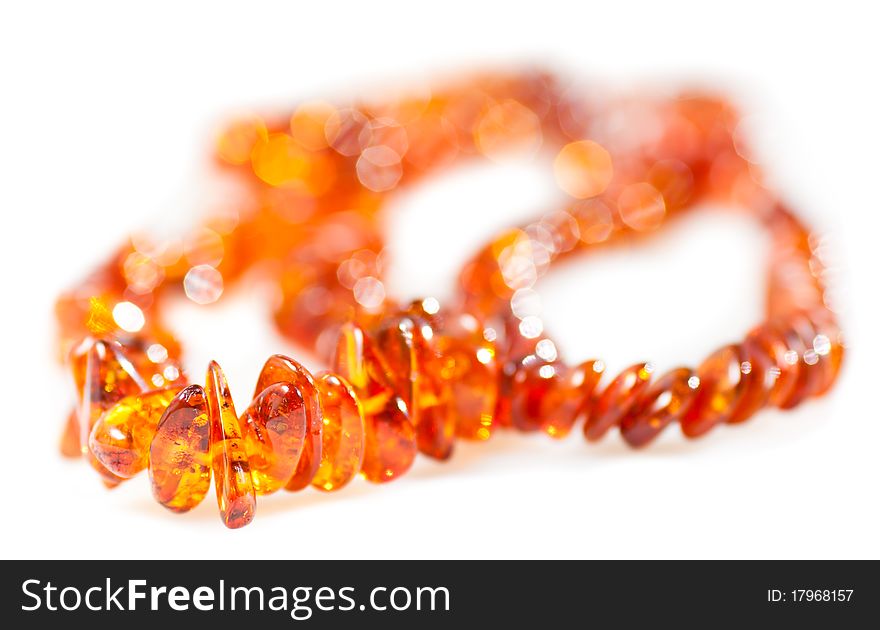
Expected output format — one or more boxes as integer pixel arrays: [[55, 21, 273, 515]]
[[56, 70, 844, 528]]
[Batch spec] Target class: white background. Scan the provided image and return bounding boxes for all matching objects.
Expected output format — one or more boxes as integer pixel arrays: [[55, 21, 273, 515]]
[[1, 1, 877, 559]]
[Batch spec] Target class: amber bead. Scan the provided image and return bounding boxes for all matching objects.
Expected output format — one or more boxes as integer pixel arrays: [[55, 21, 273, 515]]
[[333, 322, 416, 482], [620, 367, 698, 448], [253, 354, 323, 492], [376, 314, 455, 460], [89, 387, 181, 478], [776, 318, 822, 410], [206, 361, 255, 529], [681, 345, 749, 437], [584, 362, 653, 442], [240, 382, 308, 495], [541, 360, 605, 438], [730, 329, 781, 423], [807, 312, 845, 397], [747, 324, 801, 407], [149, 385, 213, 513], [312, 372, 365, 491], [433, 313, 499, 441], [76, 339, 148, 455]]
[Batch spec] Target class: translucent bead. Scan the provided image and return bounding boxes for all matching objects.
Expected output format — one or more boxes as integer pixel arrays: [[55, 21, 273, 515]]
[[333, 322, 416, 482], [541, 359, 605, 439], [311, 372, 365, 491], [253, 354, 323, 492], [89, 387, 181, 478], [584, 362, 653, 441], [149, 385, 212, 513], [681, 345, 748, 437], [206, 361, 255, 529], [620, 367, 698, 448], [240, 382, 308, 495]]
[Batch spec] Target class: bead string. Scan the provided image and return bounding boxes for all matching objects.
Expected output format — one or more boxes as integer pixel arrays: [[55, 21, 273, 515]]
[[56, 70, 845, 528]]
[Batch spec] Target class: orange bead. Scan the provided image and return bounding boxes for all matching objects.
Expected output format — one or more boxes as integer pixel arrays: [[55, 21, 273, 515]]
[[554, 140, 614, 199], [509, 356, 565, 432], [681, 345, 749, 438], [542, 359, 605, 439], [433, 313, 499, 441], [149, 385, 212, 512], [311, 372, 365, 491], [747, 324, 801, 407], [776, 318, 822, 410], [206, 361, 255, 529], [730, 329, 782, 423], [807, 312, 845, 397], [376, 314, 455, 460], [240, 382, 308, 495], [333, 322, 416, 482], [253, 354, 323, 492], [584, 362, 653, 442], [89, 387, 181, 478], [620, 367, 698, 448]]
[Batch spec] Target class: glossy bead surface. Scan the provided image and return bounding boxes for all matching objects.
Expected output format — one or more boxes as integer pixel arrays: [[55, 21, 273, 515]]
[[206, 361, 255, 529], [620, 367, 698, 448], [681, 345, 748, 437], [89, 387, 181, 478], [584, 362, 653, 441], [240, 382, 308, 495], [254, 354, 323, 492], [149, 385, 212, 513], [541, 359, 605, 439], [333, 322, 416, 482], [312, 372, 365, 491]]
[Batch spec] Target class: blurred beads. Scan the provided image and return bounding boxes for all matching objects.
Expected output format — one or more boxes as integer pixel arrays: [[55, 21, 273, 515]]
[[183, 264, 224, 304], [620, 367, 697, 448], [290, 101, 335, 151], [584, 362, 653, 441], [217, 115, 267, 165], [681, 345, 749, 437], [617, 182, 666, 232], [356, 145, 403, 192], [312, 373, 365, 491], [475, 99, 542, 160], [554, 140, 613, 199], [325, 107, 370, 156], [149, 385, 212, 513]]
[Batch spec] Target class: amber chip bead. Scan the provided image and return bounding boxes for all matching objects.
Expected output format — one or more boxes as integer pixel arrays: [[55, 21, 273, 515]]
[[311, 372, 365, 491], [89, 387, 181, 478], [240, 382, 308, 495], [334, 322, 416, 482], [206, 361, 256, 529], [681, 345, 749, 438], [149, 385, 212, 513], [620, 367, 698, 448], [254, 354, 323, 492], [584, 362, 653, 442]]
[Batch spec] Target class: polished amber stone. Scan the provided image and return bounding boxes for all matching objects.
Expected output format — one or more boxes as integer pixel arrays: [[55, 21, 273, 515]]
[[681, 345, 748, 437], [311, 372, 365, 491], [149, 385, 212, 513], [375, 314, 455, 460], [253, 354, 323, 492], [206, 361, 255, 529], [433, 312, 499, 441], [541, 359, 605, 439], [240, 382, 308, 495], [620, 367, 698, 448], [333, 322, 416, 482], [583, 362, 653, 441], [89, 387, 181, 478], [730, 328, 781, 423], [509, 356, 568, 432]]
